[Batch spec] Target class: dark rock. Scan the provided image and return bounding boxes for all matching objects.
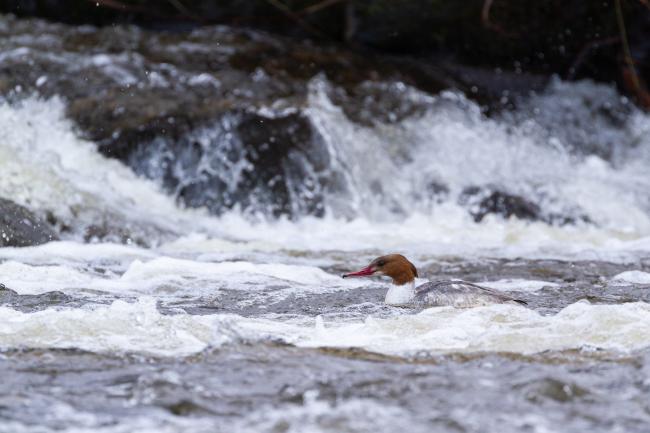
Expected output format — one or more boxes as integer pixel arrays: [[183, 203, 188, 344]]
[[0, 288, 75, 312], [0, 198, 58, 247], [126, 111, 330, 218], [459, 187, 592, 226], [0, 283, 15, 295], [477, 190, 540, 223], [459, 187, 542, 223], [425, 182, 450, 204]]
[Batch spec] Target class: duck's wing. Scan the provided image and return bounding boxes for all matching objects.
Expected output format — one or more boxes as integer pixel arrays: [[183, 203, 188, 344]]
[[414, 280, 527, 307]]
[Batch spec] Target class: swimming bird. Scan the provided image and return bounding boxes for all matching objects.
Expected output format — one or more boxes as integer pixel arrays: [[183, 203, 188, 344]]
[[342, 254, 527, 307]]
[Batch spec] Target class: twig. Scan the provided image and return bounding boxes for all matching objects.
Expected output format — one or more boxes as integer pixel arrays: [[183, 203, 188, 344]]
[[567, 36, 619, 79], [481, 0, 512, 36], [615, 0, 650, 108], [615, 0, 640, 91], [166, 0, 202, 21], [300, 0, 347, 15], [264, 0, 328, 39], [481, 0, 494, 27], [344, 0, 356, 42], [88, 0, 148, 13]]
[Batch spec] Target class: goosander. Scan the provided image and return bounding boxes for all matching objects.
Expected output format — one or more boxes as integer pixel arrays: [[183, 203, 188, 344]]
[[342, 254, 527, 308]]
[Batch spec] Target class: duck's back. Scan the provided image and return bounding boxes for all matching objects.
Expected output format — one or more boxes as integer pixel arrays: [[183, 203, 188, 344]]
[[412, 280, 526, 308]]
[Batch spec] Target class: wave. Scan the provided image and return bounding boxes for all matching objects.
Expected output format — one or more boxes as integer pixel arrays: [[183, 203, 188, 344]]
[[2, 297, 650, 357]]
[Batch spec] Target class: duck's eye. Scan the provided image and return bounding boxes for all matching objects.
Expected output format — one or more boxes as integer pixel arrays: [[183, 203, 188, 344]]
[[376, 260, 385, 267]]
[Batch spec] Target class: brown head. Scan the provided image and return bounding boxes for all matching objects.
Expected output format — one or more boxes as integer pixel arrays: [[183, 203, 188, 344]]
[[342, 254, 418, 285]]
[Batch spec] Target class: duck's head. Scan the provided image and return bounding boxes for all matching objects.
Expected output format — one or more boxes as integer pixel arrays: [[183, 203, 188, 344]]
[[342, 254, 418, 285]]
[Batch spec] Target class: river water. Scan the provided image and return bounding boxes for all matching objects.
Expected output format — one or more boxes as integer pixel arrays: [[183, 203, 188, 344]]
[[2, 15, 650, 433]]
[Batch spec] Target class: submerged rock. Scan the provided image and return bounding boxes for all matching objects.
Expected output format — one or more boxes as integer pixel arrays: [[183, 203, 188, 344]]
[[0, 285, 75, 312], [0, 198, 58, 247], [460, 187, 541, 223], [458, 187, 590, 225]]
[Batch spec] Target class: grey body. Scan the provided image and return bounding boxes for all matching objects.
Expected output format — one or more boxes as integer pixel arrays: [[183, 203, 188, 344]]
[[412, 280, 527, 308]]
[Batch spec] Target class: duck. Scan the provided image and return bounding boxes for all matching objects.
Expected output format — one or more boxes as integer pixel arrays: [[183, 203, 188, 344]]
[[342, 254, 527, 308]]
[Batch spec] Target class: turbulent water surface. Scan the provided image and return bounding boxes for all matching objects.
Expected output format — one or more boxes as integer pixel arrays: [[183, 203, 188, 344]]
[[3, 15, 650, 433]]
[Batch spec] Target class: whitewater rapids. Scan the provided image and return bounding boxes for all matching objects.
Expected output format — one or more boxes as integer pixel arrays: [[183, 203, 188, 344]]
[[2, 58, 650, 433]]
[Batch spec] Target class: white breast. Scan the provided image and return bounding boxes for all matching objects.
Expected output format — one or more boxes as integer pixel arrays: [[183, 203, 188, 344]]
[[384, 281, 416, 306]]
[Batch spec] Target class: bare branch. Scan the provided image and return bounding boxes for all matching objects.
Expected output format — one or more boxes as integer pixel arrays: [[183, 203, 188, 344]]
[[264, 0, 328, 39], [567, 36, 619, 79], [166, 0, 202, 21], [88, 0, 148, 13], [300, 0, 347, 15], [481, 0, 513, 36]]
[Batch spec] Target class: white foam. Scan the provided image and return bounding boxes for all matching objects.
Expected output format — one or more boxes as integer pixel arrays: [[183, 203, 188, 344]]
[[307, 77, 650, 237], [183, 211, 650, 262], [0, 298, 221, 356], [3, 298, 649, 357], [0, 251, 363, 297], [287, 301, 650, 355], [0, 97, 221, 241], [121, 257, 352, 289], [0, 261, 98, 294], [0, 241, 155, 265], [611, 270, 650, 285]]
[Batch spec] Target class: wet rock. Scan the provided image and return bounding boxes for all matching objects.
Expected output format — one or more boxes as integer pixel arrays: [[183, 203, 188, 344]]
[[525, 378, 590, 403], [327, 79, 440, 127], [0, 198, 58, 247], [234, 112, 330, 216], [459, 187, 541, 223], [0, 283, 16, 296], [425, 182, 450, 204], [0, 287, 74, 312], [459, 187, 591, 226], [126, 111, 329, 218]]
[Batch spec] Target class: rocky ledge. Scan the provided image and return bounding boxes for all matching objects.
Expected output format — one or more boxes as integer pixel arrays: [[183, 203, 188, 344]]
[[0, 198, 58, 247]]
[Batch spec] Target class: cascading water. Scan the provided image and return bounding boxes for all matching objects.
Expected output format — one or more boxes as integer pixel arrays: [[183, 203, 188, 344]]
[[4, 76, 650, 253], [305, 76, 650, 228]]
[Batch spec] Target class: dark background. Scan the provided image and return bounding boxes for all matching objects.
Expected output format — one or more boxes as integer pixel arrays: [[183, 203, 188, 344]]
[[2, 0, 650, 105]]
